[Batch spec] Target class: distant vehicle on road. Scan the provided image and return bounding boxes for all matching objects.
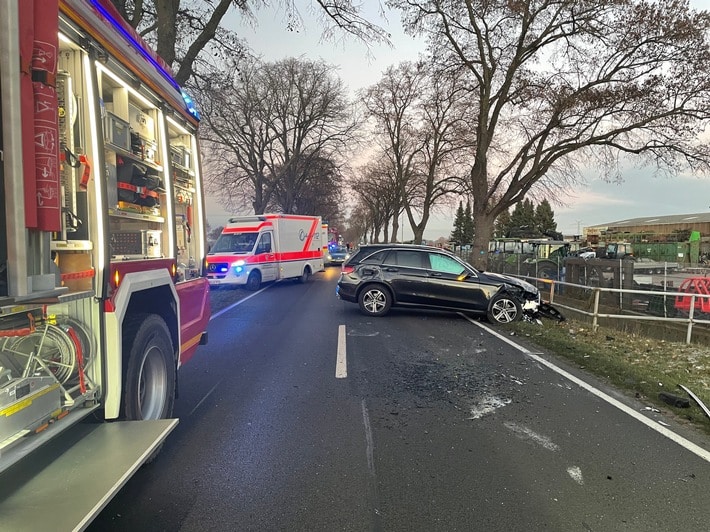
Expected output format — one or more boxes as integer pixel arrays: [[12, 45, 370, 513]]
[[326, 244, 350, 266]]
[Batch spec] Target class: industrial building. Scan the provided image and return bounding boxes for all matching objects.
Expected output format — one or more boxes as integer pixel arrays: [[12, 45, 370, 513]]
[[584, 212, 710, 264]]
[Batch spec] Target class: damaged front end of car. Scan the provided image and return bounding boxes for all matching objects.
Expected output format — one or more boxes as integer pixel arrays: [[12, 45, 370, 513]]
[[503, 279, 565, 324]]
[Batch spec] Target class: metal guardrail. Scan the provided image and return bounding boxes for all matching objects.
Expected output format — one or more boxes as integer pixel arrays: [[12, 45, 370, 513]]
[[528, 277, 710, 344]]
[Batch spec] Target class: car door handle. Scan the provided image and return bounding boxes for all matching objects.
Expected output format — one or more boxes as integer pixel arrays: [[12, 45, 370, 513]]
[[430, 272, 443, 277], [384, 267, 399, 272]]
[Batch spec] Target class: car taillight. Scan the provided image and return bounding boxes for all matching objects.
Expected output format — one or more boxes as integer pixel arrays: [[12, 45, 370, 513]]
[[342, 264, 355, 274]]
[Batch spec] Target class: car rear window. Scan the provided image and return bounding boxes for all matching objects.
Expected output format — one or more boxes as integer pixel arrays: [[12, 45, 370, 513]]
[[385, 250, 425, 268], [360, 250, 387, 265]]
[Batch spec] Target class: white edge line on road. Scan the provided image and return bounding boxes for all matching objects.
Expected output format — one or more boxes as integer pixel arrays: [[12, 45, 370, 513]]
[[210, 284, 271, 321], [462, 314, 710, 464], [336, 325, 347, 378]]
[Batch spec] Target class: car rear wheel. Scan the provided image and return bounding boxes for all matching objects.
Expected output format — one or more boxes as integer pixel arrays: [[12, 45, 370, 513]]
[[487, 294, 522, 324], [358, 285, 391, 316]]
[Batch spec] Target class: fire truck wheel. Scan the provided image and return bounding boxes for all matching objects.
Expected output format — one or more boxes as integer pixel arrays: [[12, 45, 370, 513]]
[[299, 266, 311, 283], [246, 270, 261, 291], [123, 314, 176, 421]]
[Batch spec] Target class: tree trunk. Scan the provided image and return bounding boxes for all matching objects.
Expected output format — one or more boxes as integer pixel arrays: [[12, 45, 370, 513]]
[[471, 209, 495, 271], [391, 218, 400, 243], [412, 227, 425, 245]]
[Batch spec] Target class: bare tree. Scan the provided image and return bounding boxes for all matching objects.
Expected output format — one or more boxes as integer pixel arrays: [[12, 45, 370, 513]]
[[110, 0, 391, 86], [392, 0, 710, 267], [343, 204, 370, 245], [197, 61, 275, 213], [407, 61, 476, 243], [362, 62, 424, 242], [362, 61, 473, 243], [271, 153, 344, 220], [350, 159, 401, 242], [197, 57, 357, 217]]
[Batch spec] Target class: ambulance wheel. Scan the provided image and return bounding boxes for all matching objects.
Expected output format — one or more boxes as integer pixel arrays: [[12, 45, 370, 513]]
[[123, 314, 176, 421], [246, 270, 261, 291], [299, 266, 311, 283]]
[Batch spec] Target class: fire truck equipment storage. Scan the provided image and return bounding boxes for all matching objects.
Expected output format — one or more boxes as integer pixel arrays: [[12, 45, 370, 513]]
[[0, 0, 211, 529]]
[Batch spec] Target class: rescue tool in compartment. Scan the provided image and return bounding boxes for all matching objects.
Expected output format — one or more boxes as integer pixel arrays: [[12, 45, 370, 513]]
[[0, 0, 210, 529]]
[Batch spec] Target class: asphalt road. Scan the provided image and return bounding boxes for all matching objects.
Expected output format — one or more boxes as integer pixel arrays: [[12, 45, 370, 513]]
[[89, 267, 710, 531]]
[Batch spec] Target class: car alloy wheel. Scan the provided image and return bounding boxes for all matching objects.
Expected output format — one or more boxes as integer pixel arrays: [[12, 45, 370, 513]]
[[488, 294, 522, 324], [358, 285, 391, 316]]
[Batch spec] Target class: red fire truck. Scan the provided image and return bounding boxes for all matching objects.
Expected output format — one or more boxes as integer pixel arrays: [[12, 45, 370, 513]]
[[0, 0, 210, 528]]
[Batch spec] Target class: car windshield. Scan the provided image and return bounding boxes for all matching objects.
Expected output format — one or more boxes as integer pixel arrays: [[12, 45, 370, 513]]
[[211, 232, 258, 253], [332, 246, 347, 253]]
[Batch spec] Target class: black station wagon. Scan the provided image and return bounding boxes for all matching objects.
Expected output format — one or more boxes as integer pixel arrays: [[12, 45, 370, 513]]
[[336, 244, 550, 323]]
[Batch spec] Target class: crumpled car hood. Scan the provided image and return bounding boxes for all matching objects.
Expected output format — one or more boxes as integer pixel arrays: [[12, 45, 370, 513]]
[[481, 271, 539, 295]]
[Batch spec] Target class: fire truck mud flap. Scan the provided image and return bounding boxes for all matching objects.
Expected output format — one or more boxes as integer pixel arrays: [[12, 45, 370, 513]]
[[0, 418, 177, 531]]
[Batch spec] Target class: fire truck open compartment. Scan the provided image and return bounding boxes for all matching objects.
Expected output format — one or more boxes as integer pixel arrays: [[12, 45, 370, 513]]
[[0, 0, 210, 527]]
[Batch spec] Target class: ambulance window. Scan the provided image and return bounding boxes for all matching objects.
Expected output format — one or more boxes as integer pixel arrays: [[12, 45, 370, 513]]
[[256, 233, 272, 254]]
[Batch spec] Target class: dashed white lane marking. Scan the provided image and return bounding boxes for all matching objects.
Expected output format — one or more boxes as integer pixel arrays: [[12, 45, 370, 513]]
[[463, 315, 710, 464], [336, 324, 347, 378]]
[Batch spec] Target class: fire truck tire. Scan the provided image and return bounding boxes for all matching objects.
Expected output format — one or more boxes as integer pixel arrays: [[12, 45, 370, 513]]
[[123, 314, 176, 422], [246, 270, 261, 291]]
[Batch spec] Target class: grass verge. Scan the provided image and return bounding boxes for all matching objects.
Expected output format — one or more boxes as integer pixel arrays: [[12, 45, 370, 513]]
[[504, 317, 710, 435]]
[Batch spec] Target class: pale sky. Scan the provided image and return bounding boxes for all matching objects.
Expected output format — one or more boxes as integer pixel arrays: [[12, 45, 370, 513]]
[[204, 0, 710, 241]]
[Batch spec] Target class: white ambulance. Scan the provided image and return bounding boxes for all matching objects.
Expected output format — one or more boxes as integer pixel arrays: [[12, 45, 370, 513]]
[[206, 214, 325, 290]]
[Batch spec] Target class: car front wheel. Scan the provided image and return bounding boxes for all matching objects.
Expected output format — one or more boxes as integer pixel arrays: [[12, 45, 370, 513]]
[[358, 285, 392, 316], [487, 294, 522, 324]]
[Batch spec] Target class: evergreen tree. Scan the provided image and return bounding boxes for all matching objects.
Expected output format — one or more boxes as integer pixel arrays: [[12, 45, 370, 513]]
[[535, 199, 557, 234], [509, 199, 536, 234], [450, 201, 466, 244], [494, 208, 512, 237], [462, 201, 475, 245]]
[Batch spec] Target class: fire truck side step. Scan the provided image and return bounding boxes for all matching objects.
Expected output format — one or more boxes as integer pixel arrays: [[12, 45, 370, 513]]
[[0, 418, 177, 531]]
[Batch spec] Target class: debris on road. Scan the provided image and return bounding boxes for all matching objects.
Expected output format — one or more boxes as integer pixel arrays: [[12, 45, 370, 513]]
[[678, 384, 710, 420], [658, 392, 691, 408]]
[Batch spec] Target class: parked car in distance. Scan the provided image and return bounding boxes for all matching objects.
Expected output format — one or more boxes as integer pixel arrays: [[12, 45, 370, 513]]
[[336, 244, 546, 323], [326, 244, 350, 266]]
